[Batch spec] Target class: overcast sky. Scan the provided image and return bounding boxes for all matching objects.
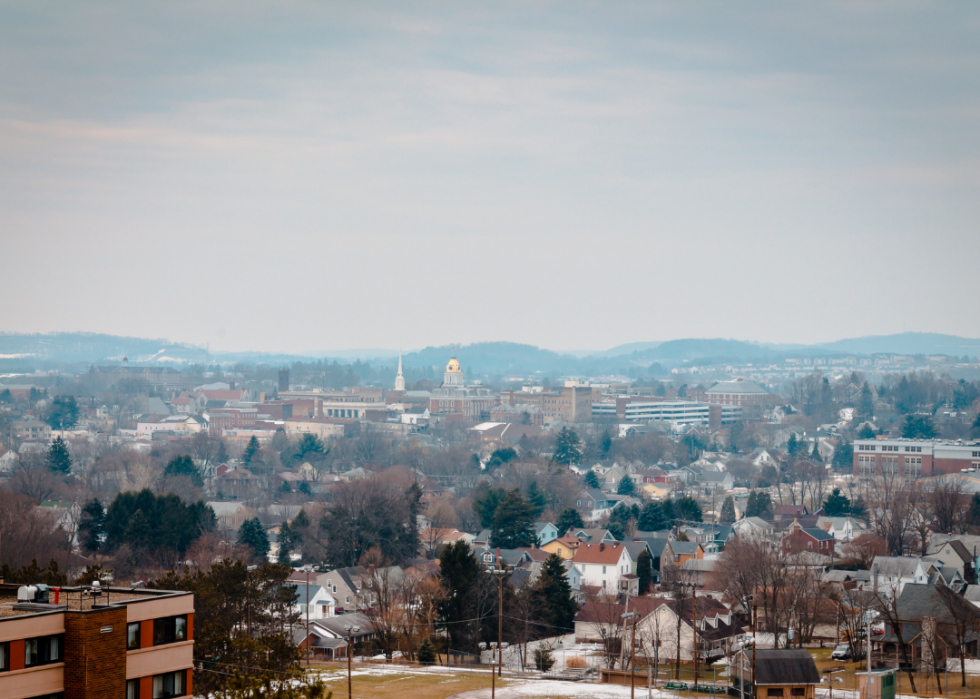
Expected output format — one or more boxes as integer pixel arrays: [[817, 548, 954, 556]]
[[2, 2, 978, 353]]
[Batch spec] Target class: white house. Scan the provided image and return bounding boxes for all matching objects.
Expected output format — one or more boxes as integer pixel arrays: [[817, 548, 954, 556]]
[[572, 542, 634, 592], [871, 556, 930, 597], [289, 584, 336, 619]]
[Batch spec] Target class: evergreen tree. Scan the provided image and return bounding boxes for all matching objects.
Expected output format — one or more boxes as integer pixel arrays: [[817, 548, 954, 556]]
[[238, 517, 270, 560], [638, 501, 670, 531], [617, 475, 636, 496], [583, 471, 601, 490], [745, 491, 774, 520], [849, 495, 867, 520], [719, 496, 737, 523], [278, 521, 296, 564], [833, 440, 853, 471], [48, 436, 72, 475], [555, 507, 584, 536], [673, 496, 702, 523], [636, 549, 654, 594], [526, 481, 547, 519], [45, 395, 79, 429], [901, 415, 937, 439], [968, 493, 980, 529], [857, 423, 876, 439], [537, 553, 577, 633], [439, 540, 481, 651], [787, 433, 798, 459], [472, 486, 508, 529], [242, 436, 261, 466], [417, 637, 436, 665], [295, 433, 325, 461], [858, 383, 874, 419], [164, 455, 203, 486], [492, 490, 536, 548], [745, 491, 758, 517], [823, 488, 851, 517], [299, 480, 313, 496], [551, 427, 583, 465], [103, 489, 215, 556], [79, 498, 106, 554], [600, 430, 613, 454]]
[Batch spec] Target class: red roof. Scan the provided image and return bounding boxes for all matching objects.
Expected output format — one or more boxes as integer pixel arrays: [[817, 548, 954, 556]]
[[573, 542, 628, 565]]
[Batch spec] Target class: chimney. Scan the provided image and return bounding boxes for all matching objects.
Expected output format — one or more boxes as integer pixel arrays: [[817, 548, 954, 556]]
[[599, 543, 604, 552]]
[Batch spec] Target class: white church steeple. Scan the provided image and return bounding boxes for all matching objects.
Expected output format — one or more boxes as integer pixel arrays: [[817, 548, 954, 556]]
[[394, 353, 405, 391]]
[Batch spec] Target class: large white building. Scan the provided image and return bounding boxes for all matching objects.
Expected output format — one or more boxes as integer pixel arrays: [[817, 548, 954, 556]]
[[592, 399, 741, 425]]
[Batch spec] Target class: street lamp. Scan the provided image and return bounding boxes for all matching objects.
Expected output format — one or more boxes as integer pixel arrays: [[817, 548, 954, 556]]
[[486, 548, 511, 699], [622, 609, 638, 699], [822, 669, 844, 699], [344, 624, 360, 699]]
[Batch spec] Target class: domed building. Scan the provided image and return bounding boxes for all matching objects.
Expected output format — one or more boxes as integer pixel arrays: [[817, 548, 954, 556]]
[[429, 350, 495, 420]]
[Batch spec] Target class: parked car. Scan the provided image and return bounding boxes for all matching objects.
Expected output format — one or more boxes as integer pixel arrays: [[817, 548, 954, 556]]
[[831, 645, 852, 661]]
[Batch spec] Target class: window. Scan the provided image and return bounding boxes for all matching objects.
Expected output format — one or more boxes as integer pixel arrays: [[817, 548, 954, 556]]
[[791, 689, 805, 697], [152, 670, 186, 699], [127, 679, 140, 699], [153, 616, 188, 646], [25, 635, 62, 667], [128, 622, 142, 650], [766, 690, 784, 698], [0, 642, 7, 671], [602, 566, 606, 574]]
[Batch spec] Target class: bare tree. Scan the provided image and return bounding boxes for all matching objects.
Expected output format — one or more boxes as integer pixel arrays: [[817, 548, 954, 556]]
[[579, 587, 625, 669], [361, 547, 402, 661], [929, 477, 966, 535], [871, 563, 917, 692]]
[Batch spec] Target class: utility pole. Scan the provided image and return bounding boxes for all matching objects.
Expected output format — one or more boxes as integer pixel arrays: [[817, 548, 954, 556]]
[[692, 582, 698, 686], [752, 600, 758, 699], [306, 567, 312, 666]]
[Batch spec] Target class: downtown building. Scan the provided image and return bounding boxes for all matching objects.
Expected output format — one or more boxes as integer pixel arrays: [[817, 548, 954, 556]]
[[592, 399, 741, 428]]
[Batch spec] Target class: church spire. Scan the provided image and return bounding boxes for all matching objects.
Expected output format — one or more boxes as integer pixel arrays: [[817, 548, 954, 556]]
[[394, 352, 405, 391]]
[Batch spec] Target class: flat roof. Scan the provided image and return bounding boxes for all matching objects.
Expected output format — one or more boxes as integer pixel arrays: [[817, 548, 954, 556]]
[[0, 584, 190, 619]]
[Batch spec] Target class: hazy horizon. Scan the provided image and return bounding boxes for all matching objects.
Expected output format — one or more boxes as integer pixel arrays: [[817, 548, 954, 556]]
[[3, 3, 979, 353]]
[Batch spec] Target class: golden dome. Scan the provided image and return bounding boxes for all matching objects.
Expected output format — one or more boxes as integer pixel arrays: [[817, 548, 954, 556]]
[[446, 358, 461, 373]]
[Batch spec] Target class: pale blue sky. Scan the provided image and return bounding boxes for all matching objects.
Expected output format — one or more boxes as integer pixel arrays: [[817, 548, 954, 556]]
[[1, 2, 978, 352]]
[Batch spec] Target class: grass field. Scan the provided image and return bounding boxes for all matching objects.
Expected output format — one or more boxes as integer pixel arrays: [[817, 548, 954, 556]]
[[309, 664, 508, 699]]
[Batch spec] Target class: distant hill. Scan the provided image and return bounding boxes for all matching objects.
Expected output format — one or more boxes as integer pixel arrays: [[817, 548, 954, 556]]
[[0, 332, 207, 365], [817, 332, 980, 357]]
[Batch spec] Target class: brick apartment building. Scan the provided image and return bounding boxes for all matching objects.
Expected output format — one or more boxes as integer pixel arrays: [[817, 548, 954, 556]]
[[0, 583, 194, 699], [853, 437, 980, 478], [692, 379, 770, 408], [499, 386, 592, 423]]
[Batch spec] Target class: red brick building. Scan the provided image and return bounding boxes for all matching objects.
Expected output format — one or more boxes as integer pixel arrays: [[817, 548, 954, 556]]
[[0, 583, 194, 699], [853, 438, 980, 477], [781, 520, 837, 556]]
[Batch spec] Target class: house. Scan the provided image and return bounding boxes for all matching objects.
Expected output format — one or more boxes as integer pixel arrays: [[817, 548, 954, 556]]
[[319, 567, 374, 613], [877, 583, 980, 667], [534, 522, 559, 546], [773, 503, 809, 523], [295, 613, 376, 659], [636, 596, 742, 662], [732, 516, 775, 540], [871, 556, 930, 596], [816, 515, 866, 542], [697, 471, 734, 494], [574, 489, 623, 523], [925, 539, 975, 578], [206, 501, 258, 534], [288, 583, 336, 619], [661, 540, 704, 575], [541, 536, 582, 560], [740, 649, 821, 699], [569, 528, 618, 544], [781, 520, 837, 557], [572, 542, 634, 592]]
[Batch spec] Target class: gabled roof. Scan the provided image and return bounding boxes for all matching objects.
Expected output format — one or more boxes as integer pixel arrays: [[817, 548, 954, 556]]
[[872, 556, 924, 577], [573, 542, 630, 565], [667, 540, 702, 556], [753, 649, 820, 685]]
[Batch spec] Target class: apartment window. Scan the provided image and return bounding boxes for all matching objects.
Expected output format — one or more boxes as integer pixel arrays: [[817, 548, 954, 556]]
[[127, 622, 142, 650], [153, 616, 188, 646], [127, 678, 140, 699], [25, 635, 62, 667], [0, 642, 8, 671], [152, 670, 187, 699]]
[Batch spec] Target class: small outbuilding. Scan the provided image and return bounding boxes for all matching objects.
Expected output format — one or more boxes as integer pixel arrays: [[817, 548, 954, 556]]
[[752, 649, 821, 699]]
